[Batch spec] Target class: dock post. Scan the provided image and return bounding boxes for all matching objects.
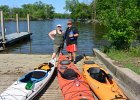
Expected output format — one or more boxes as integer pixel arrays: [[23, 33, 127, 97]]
[[27, 14, 30, 33], [0, 11, 6, 42], [16, 14, 20, 33]]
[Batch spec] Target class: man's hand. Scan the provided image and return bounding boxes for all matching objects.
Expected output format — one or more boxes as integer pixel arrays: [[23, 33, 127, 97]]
[[69, 34, 74, 37]]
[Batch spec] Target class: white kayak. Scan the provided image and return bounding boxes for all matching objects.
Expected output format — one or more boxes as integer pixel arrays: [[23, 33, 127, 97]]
[[0, 59, 56, 100]]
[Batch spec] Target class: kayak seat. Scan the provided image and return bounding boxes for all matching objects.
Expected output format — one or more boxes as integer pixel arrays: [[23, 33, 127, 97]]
[[19, 71, 47, 83], [88, 67, 106, 83], [31, 71, 46, 79], [60, 60, 71, 65], [60, 66, 68, 70], [84, 61, 95, 64], [61, 68, 78, 80], [20, 73, 32, 82]]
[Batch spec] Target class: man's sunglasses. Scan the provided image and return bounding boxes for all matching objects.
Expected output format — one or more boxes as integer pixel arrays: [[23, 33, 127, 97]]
[[67, 23, 72, 25]]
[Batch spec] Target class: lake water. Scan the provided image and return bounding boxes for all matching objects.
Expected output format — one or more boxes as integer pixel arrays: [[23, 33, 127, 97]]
[[1, 19, 105, 55]]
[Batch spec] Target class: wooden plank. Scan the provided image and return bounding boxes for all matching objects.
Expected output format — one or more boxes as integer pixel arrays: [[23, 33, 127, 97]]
[[0, 32, 31, 47], [0, 32, 30, 40]]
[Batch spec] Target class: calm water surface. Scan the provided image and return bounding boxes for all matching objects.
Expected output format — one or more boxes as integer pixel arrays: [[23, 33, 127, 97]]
[[2, 19, 104, 55]]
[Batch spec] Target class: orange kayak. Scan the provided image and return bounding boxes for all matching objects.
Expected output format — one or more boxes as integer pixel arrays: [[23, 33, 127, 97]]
[[83, 60, 128, 100], [57, 54, 94, 100]]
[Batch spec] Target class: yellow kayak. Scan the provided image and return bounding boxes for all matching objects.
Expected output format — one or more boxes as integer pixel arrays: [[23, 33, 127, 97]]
[[83, 60, 128, 100]]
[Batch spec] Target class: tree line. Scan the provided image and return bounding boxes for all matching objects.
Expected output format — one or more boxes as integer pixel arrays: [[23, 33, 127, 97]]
[[0, 1, 70, 20]]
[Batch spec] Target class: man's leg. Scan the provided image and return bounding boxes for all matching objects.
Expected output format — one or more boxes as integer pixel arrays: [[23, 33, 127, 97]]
[[52, 45, 59, 59], [72, 52, 76, 61], [59, 43, 64, 55], [68, 52, 72, 61], [72, 44, 77, 64], [52, 53, 56, 59]]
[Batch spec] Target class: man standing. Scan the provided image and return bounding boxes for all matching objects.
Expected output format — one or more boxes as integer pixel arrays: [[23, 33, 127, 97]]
[[65, 20, 79, 64], [48, 24, 64, 59]]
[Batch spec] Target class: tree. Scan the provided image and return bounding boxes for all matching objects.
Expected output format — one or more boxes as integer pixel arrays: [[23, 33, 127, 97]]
[[71, 3, 92, 20], [64, 0, 79, 12], [22, 1, 55, 20], [64, 0, 92, 20], [45, 4, 55, 19], [0, 5, 10, 18], [11, 7, 24, 18], [96, 0, 140, 49]]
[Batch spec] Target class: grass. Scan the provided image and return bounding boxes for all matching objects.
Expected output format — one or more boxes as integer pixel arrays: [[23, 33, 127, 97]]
[[105, 46, 140, 75]]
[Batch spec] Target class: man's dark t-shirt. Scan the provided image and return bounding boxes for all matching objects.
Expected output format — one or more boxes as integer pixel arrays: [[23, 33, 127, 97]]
[[65, 26, 79, 46]]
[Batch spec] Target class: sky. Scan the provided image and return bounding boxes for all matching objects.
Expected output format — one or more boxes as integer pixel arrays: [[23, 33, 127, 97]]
[[0, 0, 92, 13]]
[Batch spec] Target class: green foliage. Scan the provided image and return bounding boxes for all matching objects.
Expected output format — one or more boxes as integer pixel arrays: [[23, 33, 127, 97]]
[[96, 0, 140, 49], [22, 1, 55, 20], [11, 7, 24, 18], [0, 5, 10, 18], [106, 48, 140, 74], [71, 3, 92, 20], [64, 0, 79, 12], [64, 0, 92, 20], [0, 1, 55, 20], [129, 46, 140, 57], [54, 13, 70, 18]]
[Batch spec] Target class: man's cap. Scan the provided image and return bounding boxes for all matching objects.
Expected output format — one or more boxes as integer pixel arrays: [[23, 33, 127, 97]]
[[67, 20, 72, 24], [57, 24, 62, 27]]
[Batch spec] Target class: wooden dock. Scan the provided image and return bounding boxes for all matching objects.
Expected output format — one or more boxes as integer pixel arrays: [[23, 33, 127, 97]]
[[0, 11, 31, 51], [0, 32, 31, 46]]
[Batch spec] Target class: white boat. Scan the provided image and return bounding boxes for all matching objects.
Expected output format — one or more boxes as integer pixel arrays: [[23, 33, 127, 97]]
[[0, 59, 56, 100]]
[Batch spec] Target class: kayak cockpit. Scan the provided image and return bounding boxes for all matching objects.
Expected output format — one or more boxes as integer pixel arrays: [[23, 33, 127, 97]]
[[19, 71, 48, 83], [59, 66, 78, 80], [88, 67, 113, 84]]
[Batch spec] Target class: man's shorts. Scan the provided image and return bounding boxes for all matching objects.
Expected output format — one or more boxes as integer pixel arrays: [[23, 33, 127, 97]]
[[66, 44, 77, 52], [54, 44, 63, 54]]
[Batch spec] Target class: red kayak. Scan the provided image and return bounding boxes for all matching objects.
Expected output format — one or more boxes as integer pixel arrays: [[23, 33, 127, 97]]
[[57, 54, 94, 100]]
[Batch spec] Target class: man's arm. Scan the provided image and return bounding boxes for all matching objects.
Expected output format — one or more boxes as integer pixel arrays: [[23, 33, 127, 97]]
[[48, 30, 55, 40], [73, 33, 79, 37], [73, 27, 79, 37]]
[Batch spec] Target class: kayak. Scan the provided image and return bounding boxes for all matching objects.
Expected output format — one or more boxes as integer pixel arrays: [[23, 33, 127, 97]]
[[83, 60, 128, 100], [57, 54, 94, 100], [0, 59, 56, 100]]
